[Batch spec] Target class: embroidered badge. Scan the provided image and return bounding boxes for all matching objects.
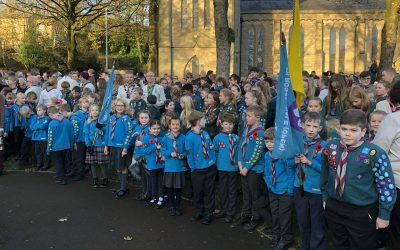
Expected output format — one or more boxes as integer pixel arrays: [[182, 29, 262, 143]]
[[330, 144, 337, 150], [218, 142, 225, 148], [195, 153, 199, 158], [356, 174, 363, 180], [362, 148, 371, 154], [332, 151, 337, 156], [364, 159, 370, 164], [360, 154, 367, 159], [370, 150, 376, 156]]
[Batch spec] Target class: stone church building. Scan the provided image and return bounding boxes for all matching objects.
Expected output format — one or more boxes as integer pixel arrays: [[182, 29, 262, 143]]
[[157, 0, 396, 78]]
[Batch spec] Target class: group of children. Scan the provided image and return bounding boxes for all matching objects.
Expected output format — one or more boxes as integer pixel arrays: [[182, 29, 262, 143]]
[[1, 71, 398, 250]]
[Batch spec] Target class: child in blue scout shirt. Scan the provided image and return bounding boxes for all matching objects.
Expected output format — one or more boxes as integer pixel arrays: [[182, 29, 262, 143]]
[[137, 120, 165, 208], [321, 109, 397, 250], [104, 99, 133, 198], [213, 113, 239, 223], [263, 127, 296, 249], [19, 106, 35, 168], [185, 110, 216, 224], [161, 116, 187, 216], [3, 93, 14, 161], [132, 110, 151, 201], [234, 105, 265, 231], [47, 106, 74, 185], [294, 112, 327, 250], [11, 93, 27, 162], [70, 97, 90, 181], [84, 104, 109, 188], [30, 104, 50, 171]]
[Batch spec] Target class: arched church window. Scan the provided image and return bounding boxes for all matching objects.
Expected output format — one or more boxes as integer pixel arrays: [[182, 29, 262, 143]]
[[256, 26, 264, 70], [330, 27, 336, 72], [371, 25, 378, 62], [193, 0, 199, 28], [181, 0, 188, 28], [248, 26, 255, 69], [339, 26, 346, 73]]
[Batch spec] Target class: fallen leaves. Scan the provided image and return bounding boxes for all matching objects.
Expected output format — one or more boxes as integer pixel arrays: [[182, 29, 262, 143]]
[[123, 236, 133, 241], [58, 218, 68, 222]]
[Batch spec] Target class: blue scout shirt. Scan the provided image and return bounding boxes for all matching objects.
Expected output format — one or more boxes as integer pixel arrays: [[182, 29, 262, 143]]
[[47, 116, 74, 154], [237, 125, 265, 173], [30, 115, 50, 141], [264, 152, 296, 195], [83, 119, 107, 147], [213, 132, 239, 172], [137, 134, 165, 171], [185, 129, 216, 170], [161, 133, 187, 173], [105, 114, 133, 149]]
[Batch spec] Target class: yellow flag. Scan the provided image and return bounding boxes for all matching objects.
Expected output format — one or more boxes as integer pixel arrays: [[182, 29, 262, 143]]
[[288, 0, 304, 109]]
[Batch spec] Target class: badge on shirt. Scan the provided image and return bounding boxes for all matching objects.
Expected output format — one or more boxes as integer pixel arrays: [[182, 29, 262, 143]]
[[362, 148, 371, 154], [330, 144, 337, 150], [364, 159, 370, 165]]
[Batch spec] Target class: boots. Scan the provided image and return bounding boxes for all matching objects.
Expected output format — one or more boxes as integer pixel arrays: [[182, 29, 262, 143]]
[[93, 178, 99, 188]]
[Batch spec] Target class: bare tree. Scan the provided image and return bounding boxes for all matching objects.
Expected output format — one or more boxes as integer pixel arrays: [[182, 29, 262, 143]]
[[1, 0, 142, 68], [213, 0, 230, 79], [379, 0, 400, 72]]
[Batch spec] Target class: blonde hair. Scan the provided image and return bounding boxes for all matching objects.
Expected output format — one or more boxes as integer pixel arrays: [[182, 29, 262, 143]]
[[303, 78, 315, 99], [88, 103, 100, 123], [180, 95, 193, 129], [220, 88, 236, 105], [112, 98, 131, 116]]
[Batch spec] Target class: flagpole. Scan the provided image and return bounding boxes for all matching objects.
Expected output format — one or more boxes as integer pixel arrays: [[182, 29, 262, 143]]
[[105, 6, 109, 72]]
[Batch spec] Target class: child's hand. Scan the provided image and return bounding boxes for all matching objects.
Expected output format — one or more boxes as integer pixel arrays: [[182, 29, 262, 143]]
[[171, 152, 177, 158], [3, 132, 8, 138], [104, 146, 108, 155], [295, 157, 301, 164], [300, 155, 311, 165], [240, 168, 248, 176], [132, 132, 140, 137], [121, 148, 128, 157], [376, 217, 390, 229], [135, 141, 142, 147]]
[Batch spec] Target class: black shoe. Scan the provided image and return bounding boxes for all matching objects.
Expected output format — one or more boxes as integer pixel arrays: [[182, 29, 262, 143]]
[[54, 179, 66, 185], [191, 213, 203, 221], [146, 199, 156, 207], [233, 215, 251, 227], [40, 166, 50, 171], [242, 218, 260, 231], [135, 194, 149, 201], [224, 215, 234, 223], [92, 178, 99, 188], [202, 215, 213, 225], [155, 200, 163, 209], [175, 207, 183, 216], [262, 227, 274, 237], [114, 189, 129, 199], [169, 207, 176, 216], [99, 178, 109, 187]]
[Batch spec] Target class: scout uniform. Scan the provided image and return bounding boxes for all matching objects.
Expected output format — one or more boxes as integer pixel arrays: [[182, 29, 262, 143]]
[[30, 115, 50, 170], [321, 138, 397, 250]]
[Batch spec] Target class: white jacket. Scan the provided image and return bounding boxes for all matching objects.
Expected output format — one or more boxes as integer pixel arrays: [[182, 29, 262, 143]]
[[373, 111, 400, 188]]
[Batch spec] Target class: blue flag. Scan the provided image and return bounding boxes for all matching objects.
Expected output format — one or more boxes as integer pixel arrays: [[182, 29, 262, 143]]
[[271, 44, 304, 159], [98, 66, 115, 125]]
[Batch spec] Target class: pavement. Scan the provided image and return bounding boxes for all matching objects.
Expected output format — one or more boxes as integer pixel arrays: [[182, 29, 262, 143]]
[[0, 172, 270, 250]]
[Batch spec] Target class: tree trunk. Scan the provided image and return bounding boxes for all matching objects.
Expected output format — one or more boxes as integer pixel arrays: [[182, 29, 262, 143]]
[[379, 0, 400, 72], [213, 0, 230, 79], [146, 0, 159, 73], [67, 25, 77, 69]]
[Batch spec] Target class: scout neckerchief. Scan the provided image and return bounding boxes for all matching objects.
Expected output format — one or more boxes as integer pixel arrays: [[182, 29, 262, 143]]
[[139, 124, 147, 141], [193, 129, 209, 158], [269, 152, 277, 187], [335, 140, 364, 197], [298, 135, 322, 196], [124, 84, 135, 98], [241, 124, 262, 158], [110, 114, 121, 139], [221, 131, 235, 165], [151, 134, 163, 163], [147, 84, 155, 96]]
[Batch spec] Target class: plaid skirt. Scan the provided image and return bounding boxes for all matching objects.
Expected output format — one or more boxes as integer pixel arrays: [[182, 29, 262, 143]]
[[85, 146, 109, 165]]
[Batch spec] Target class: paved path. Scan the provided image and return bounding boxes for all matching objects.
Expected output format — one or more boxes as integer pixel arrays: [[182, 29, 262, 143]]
[[0, 172, 270, 250]]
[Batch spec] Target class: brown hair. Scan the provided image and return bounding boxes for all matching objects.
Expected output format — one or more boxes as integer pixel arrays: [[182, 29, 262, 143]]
[[340, 109, 368, 130], [188, 110, 204, 127], [264, 127, 275, 140], [347, 86, 370, 114]]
